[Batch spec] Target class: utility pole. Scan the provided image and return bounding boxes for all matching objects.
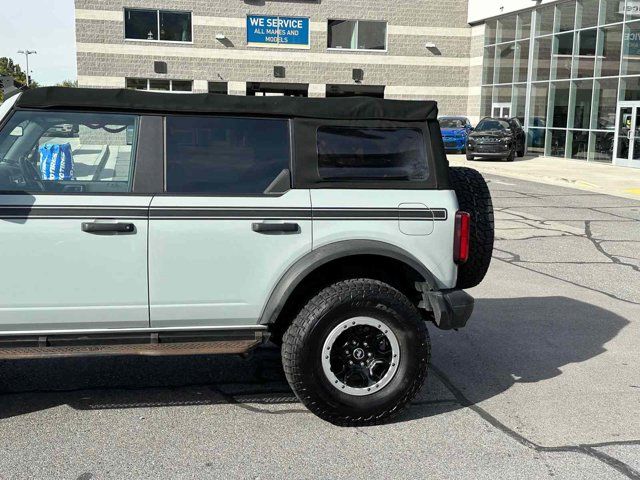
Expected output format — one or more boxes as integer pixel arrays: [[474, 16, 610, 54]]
[[17, 50, 36, 86]]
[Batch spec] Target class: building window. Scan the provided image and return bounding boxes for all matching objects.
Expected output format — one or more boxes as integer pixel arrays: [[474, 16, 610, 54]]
[[579, 0, 600, 29], [208, 82, 228, 95], [126, 78, 193, 93], [124, 9, 192, 42], [557, 2, 576, 33], [536, 5, 555, 37], [327, 20, 387, 50]]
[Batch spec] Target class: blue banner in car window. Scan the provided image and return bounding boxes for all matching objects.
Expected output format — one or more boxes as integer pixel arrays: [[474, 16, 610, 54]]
[[247, 15, 310, 48]]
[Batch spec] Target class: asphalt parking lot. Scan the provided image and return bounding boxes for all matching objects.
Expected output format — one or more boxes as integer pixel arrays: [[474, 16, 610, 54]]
[[0, 169, 639, 479]]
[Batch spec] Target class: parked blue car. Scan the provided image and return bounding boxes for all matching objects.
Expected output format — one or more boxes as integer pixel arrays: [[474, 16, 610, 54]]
[[439, 116, 473, 153]]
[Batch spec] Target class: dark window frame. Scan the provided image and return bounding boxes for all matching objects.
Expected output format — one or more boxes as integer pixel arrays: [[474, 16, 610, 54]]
[[0, 108, 149, 196], [163, 115, 293, 197], [123, 8, 193, 43]]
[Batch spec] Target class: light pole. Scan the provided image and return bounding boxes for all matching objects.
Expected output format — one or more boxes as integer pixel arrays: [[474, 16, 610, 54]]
[[17, 50, 36, 86]]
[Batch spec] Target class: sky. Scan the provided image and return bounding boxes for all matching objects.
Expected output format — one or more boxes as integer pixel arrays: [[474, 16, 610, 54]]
[[0, 0, 77, 85]]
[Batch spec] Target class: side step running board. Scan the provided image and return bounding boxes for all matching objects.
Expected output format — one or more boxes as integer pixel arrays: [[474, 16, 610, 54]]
[[0, 330, 266, 360]]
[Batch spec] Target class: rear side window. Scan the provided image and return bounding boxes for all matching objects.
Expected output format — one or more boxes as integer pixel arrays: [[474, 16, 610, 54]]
[[165, 116, 290, 194], [317, 127, 428, 181]]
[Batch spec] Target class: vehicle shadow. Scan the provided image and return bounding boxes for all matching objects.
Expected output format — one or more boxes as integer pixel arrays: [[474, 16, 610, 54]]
[[0, 297, 628, 424], [401, 295, 630, 422]]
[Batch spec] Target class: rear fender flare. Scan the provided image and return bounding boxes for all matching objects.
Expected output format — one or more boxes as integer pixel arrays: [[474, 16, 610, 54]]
[[258, 240, 438, 325]]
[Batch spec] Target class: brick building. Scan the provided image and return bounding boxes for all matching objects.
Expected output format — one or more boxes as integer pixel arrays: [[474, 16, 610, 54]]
[[74, 0, 482, 120], [74, 0, 640, 166]]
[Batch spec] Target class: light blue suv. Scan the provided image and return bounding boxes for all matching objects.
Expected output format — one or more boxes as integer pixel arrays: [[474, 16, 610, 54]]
[[439, 116, 473, 154], [0, 87, 495, 426]]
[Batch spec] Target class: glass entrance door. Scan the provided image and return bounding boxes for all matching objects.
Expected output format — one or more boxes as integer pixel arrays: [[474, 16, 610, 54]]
[[614, 103, 640, 168]]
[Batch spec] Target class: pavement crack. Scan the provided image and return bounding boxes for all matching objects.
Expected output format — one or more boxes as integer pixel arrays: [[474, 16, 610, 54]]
[[492, 252, 640, 306], [430, 364, 640, 480], [585, 221, 640, 273]]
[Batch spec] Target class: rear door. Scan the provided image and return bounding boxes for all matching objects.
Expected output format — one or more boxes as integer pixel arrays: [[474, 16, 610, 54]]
[[0, 109, 151, 332], [149, 115, 311, 328]]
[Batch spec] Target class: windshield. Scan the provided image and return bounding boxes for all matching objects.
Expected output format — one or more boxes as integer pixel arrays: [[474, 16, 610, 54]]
[[476, 119, 510, 132], [0, 110, 138, 193], [439, 118, 466, 129]]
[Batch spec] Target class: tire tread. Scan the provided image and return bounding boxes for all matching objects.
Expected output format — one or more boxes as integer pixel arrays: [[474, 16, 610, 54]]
[[282, 279, 429, 427]]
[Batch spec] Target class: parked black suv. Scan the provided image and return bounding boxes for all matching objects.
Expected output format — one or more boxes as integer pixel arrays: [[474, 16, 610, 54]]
[[466, 117, 526, 161]]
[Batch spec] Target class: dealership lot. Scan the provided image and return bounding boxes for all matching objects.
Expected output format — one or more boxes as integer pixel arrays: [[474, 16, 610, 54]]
[[0, 170, 639, 479]]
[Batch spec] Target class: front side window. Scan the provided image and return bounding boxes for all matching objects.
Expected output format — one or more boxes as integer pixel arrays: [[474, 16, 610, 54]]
[[317, 127, 428, 181], [124, 9, 192, 42], [328, 20, 387, 50], [165, 116, 290, 194], [0, 111, 138, 193]]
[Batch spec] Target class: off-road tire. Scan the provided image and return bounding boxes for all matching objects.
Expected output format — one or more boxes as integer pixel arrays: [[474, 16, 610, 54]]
[[517, 146, 525, 157], [449, 167, 494, 289], [505, 149, 515, 162], [282, 279, 430, 426]]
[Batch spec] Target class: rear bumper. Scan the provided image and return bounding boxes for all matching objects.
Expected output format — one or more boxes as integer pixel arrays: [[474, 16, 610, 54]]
[[417, 284, 474, 330]]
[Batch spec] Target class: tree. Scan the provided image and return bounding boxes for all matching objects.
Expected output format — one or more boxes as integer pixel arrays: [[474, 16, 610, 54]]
[[56, 79, 78, 88], [0, 57, 28, 102]]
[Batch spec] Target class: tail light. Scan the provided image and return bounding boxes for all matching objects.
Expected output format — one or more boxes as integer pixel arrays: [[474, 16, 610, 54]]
[[454, 211, 471, 264]]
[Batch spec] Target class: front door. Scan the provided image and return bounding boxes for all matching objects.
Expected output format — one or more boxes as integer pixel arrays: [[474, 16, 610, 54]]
[[614, 103, 640, 168], [148, 115, 312, 328], [0, 110, 151, 332], [492, 103, 512, 119]]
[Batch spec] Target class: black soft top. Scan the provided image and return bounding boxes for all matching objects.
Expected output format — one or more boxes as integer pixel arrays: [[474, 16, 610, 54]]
[[16, 87, 438, 122]]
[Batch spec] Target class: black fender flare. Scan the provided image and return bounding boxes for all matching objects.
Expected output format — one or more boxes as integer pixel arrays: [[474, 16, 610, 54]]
[[259, 239, 438, 325]]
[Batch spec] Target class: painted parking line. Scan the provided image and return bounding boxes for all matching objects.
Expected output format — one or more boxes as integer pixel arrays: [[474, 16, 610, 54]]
[[624, 188, 640, 196], [572, 180, 601, 189]]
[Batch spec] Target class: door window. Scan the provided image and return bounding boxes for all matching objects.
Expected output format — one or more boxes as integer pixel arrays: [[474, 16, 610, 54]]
[[0, 111, 138, 193], [617, 107, 633, 159], [492, 104, 511, 118], [165, 116, 291, 194]]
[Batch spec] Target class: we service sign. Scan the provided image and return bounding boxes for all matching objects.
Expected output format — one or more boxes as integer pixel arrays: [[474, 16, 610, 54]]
[[247, 15, 310, 48]]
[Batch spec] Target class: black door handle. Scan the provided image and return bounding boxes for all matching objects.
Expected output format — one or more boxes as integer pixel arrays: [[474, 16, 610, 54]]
[[252, 222, 299, 233], [82, 222, 135, 234]]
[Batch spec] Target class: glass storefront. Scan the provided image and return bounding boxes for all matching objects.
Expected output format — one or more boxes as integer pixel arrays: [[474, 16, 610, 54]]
[[482, 0, 640, 164]]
